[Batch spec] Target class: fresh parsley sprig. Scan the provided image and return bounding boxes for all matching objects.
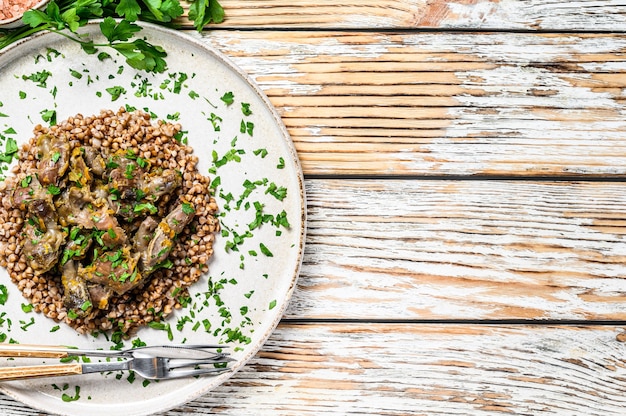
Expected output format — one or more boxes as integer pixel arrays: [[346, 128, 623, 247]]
[[0, 0, 224, 73]]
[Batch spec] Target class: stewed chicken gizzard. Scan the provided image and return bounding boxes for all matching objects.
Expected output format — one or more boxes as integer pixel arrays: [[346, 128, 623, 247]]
[[0, 108, 218, 336], [12, 132, 195, 318]]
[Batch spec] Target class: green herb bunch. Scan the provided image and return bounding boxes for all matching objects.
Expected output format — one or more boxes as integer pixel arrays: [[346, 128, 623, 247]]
[[0, 0, 224, 73]]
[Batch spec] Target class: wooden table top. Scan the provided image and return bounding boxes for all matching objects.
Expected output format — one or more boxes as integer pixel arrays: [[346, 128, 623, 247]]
[[4, 0, 626, 414]]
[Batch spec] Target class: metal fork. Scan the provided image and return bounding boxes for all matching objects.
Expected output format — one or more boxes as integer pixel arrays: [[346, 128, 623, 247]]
[[0, 343, 229, 360], [0, 353, 233, 381]]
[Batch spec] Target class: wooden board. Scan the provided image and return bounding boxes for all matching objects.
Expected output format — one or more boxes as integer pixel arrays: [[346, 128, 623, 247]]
[[4, 323, 624, 415], [3, 2, 626, 415], [284, 179, 626, 321], [181, 0, 626, 31], [198, 30, 626, 176]]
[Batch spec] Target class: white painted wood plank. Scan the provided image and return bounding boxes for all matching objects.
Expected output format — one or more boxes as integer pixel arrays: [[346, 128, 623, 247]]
[[188, 0, 626, 31], [282, 179, 626, 320], [193, 30, 626, 176], [3, 323, 626, 415]]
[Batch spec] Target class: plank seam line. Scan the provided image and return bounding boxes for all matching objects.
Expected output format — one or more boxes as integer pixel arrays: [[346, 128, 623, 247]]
[[304, 174, 626, 182], [206, 27, 626, 35], [281, 318, 626, 326]]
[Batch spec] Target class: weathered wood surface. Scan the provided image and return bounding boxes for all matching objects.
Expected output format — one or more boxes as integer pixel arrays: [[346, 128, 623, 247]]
[[286, 179, 626, 321], [184, 0, 626, 31], [172, 323, 626, 415], [195, 30, 626, 177], [5, 1, 626, 415], [4, 324, 626, 415]]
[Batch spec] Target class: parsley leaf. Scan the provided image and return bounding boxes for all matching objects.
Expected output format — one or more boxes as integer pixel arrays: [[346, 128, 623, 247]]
[[113, 39, 167, 73], [100, 17, 141, 43], [115, 0, 142, 21], [188, 0, 225, 31], [21, 8, 53, 27], [15, 1, 184, 74]]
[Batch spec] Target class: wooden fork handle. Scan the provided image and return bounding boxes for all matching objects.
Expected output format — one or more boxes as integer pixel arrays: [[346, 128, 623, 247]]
[[0, 345, 70, 359], [0, 363, 82, 381]]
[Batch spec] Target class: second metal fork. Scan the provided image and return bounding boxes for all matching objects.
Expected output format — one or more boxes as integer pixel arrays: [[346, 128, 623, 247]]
[[0, 353, 233, 381]]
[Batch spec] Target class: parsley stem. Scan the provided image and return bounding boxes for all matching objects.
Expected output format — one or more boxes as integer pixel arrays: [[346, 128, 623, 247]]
[[0, 25, 48, 49], [45, 27, 90, 45], [45, 27, 124, 50]]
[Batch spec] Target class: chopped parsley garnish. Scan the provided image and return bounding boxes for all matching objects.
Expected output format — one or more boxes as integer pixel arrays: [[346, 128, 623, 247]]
[[61, 386, 81, 402], [253, 148, 268, 158], [106, 86, 126, 101], [265, 182, 287, 201], [259, 243, 273, 257], [124, 162, 136, 178], [182, 202, 195, 215], [148, 321, 173, 340], [69, 69, 83, 79], [220, 91, 234, 105], [20, 175, 33, 188], [47, 185, 61, 195], [0, 138, 18, 163], [22, 70, 52, 88], [98, 52, 112, 62], [208, 113, 222, 131], [136, 157, 148, 168], [212, 148, 244, 167], [40, 109, 57, 125], [171, 72, 188, 94], [134, 203, 158, 214], [210, 176, 221, 189], [240, 120, 254, 136], [274, 210, 291, 228], [106, 158, 119, 169]]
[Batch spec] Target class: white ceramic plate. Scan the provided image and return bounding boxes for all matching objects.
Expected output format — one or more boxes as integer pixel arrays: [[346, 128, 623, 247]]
[[0, 22, 305, 416]]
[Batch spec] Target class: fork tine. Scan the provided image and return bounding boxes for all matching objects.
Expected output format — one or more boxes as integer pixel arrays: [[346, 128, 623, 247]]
[[164, 366, 232, 379], [167, 355, 236, 370], [163, 344, 229, 350]]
